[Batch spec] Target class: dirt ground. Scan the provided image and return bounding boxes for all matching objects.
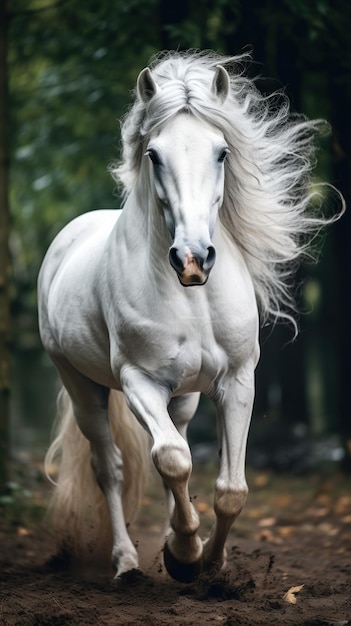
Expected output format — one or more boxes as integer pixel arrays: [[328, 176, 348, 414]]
[[1, 461, 351, 626]]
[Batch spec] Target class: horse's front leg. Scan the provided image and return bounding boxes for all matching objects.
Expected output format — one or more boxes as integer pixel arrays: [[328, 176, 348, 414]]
[[121, 368, 203, 582], [203, 358, 256, 573], [162, 393, 201, 521]]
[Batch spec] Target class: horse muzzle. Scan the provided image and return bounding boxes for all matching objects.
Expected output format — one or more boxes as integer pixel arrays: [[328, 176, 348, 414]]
[[169, 245, 216, 286]]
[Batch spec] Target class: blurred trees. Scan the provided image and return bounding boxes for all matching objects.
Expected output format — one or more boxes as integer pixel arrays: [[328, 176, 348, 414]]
[[0, 0, 11, 488], [3, 0, 351, 467], [8, 0, 160, 332]]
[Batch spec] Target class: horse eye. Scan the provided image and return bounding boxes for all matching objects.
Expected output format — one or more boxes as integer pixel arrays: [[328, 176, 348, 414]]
[[218, 148, 230, 163], [146, 149, 161, 166]]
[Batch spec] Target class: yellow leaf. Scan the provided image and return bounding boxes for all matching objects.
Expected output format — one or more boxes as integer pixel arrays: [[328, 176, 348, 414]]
[[335, 496, 351, 515], [247, 508, 262, 520], [274, 494, 293, 507], [255, 529, 281, 543], [278, 526, 295, 537], [17, 527, 32, 537], [258, 517, 276, 528], [254, 474, 269, 488], [318, 522, 339, 536], [196, 500, 210, 513], [283, 584, 304, 604], [315, 493, 331, 506]]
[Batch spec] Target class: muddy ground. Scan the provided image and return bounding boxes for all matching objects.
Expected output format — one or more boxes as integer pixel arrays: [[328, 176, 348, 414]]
[[1, 461, 350, 625]]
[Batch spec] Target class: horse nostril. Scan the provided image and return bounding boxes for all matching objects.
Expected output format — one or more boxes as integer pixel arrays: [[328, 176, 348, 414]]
[[203, 245, 216, 271], [169, 247, 184, 274]]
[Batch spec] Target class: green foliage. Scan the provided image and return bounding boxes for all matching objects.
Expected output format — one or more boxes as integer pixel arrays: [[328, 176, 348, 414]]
[[261, 0, 351, 78], [8, 0, 160, 336], [7, 0, 350, 345], [162, 0, 240, 51]]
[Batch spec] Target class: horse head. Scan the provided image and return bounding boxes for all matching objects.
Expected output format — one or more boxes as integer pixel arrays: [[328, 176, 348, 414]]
[[137, 66, 230, 286]]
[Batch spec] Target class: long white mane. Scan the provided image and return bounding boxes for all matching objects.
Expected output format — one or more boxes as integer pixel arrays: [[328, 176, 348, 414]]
[[113, 50, 343, 326]]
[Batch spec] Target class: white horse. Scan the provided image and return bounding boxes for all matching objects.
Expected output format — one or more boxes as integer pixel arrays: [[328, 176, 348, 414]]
[[38, 51, 342, 583]]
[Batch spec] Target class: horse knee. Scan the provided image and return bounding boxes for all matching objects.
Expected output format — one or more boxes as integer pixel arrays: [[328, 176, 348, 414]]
[[214, 483, 248, 520], [152, 442, 192, 485]]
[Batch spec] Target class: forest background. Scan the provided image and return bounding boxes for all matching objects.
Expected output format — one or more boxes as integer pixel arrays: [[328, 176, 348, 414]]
[[1, 0, 351, 488]]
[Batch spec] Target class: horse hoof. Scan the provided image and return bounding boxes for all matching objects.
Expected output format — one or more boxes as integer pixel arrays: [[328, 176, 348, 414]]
[[163, 542, 202, 583]]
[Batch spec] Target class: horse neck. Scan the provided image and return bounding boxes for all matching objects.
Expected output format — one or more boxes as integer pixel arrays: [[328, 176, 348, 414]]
[[119, 185, 171, 265]]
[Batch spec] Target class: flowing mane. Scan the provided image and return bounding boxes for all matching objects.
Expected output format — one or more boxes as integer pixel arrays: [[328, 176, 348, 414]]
[[113, 50, 342, 326]]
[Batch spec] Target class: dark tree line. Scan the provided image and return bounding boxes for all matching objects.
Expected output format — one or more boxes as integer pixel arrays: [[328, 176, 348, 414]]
[[0, 0, 11, 488], [1, 0, 350, 489]]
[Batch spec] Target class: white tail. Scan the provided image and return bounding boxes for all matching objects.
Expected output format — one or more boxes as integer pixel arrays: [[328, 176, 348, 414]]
[[45, 387, 150, 561]]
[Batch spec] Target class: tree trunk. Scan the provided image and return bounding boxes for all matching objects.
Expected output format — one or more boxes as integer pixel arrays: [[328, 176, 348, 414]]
[[0, 0, 11, 491], [331, 75, 351, 471]]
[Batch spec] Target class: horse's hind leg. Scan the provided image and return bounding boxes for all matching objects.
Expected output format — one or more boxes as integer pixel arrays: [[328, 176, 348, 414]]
[[50, 357, 139, 578]]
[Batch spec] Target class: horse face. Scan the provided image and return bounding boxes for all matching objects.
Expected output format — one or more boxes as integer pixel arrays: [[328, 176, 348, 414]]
[[146, 113, 229, 286]]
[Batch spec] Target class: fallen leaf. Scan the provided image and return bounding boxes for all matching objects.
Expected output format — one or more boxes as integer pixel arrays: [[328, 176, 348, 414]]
[[318, 522, 339, 536], [283, 584, 304, 604], [315, 493, 331, 506], [278, 525, 295, 537], [255, 529, 273, 542], [335, 496, 351, 515], [255, 529, 282, 544], [247, 508, 263, 520], [274, 494, 293, 507], [196, 501, 210, 513], [254, 474, 269, 488], [17, 527, 32, 537], [308, 506, 330, 518], [258, 517, 277, 528]]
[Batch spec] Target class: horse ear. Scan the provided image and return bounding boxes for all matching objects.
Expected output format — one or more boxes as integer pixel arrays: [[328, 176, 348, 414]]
[[212, 65, 230, 103], [137, 67, 160, 103]]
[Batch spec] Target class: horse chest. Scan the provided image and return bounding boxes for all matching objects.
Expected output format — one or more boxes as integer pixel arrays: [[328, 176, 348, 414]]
[[114, 302, 254, 395]]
